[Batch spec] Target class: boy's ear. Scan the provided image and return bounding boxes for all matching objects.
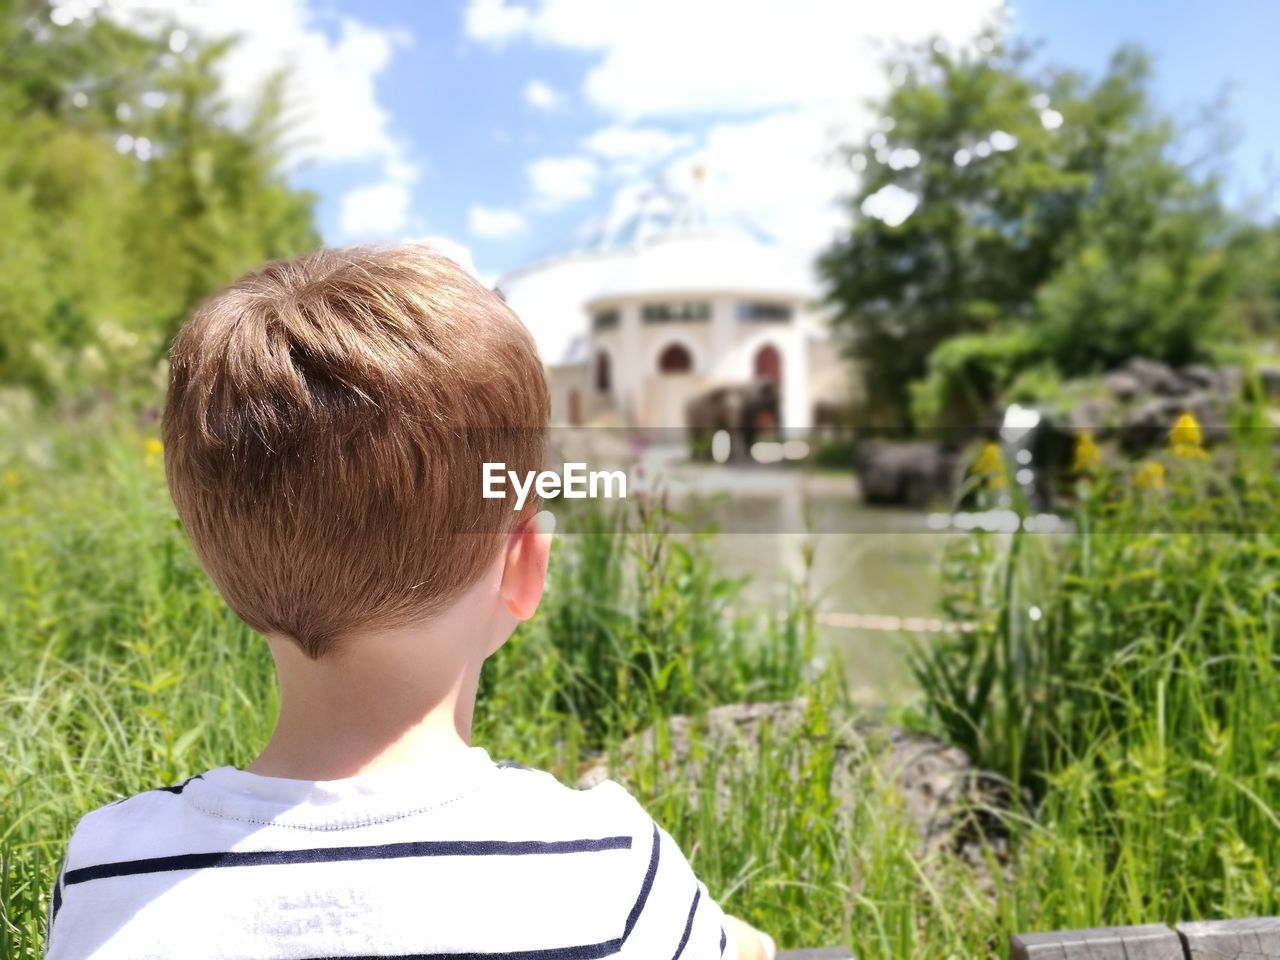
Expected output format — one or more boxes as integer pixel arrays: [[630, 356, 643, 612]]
[[498, 510, 555, 622]]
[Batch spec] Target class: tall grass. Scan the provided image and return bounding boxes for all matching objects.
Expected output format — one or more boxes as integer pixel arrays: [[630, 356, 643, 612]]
[[911, 434, 1280, 927], [0, 408, 992, 959], [6, 404, 1277, 958], [479, 498, 815, 748]]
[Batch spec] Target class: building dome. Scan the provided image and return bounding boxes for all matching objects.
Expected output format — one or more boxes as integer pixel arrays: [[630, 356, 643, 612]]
[[585, 233, 814, 306], [543, 180, 776, 258], [498, 180, 817, 366]]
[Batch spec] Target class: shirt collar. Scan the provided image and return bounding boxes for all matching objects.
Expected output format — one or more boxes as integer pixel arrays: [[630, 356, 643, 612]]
[[185, 745, 500, 830]]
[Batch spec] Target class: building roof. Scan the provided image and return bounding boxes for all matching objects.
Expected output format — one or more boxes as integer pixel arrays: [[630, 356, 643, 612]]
[[539, 181, 776, 259], [583, 233, 814, 306], [497, 179, 818, 366]]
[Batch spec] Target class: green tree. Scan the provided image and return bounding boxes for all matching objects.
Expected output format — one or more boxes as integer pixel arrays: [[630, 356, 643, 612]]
[[819, 36, 1233, 431], [1225, 221, 1280, 346], [0, 0, 319, 402]]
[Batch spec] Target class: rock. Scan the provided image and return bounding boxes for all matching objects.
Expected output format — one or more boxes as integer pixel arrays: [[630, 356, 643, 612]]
[[1119, 391, 1228, 453], [1104, 371, 1141, 401], [1258, 365, 1280, 398], [1067, 397, 1117, 433], [855, 441, 958, 507], [577, 700, 1013, 894], [1046, 360, 1243, 458], [1122, 358, 1186, 397], [1181, 364, 1223, 392]]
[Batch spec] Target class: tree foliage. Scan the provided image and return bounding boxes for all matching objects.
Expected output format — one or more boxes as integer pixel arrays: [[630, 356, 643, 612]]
[[0, 0, 319, 402], [819, 34, 1239, 431]]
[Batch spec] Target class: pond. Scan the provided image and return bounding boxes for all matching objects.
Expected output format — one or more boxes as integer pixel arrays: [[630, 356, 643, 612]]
[[654, 462, 954, 703]]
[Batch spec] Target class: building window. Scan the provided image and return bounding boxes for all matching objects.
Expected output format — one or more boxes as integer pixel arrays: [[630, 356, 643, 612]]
[[737, 301, 792, 322], [754, 344, 782, 383], [641, 301, 711, 324], [592, 309, 620, 331], [657, 343, 693, 374], [594, 351, 612, 393]]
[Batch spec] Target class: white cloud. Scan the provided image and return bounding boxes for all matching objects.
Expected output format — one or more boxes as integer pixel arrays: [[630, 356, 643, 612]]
[[527, 155, 600, 210], [654, 109, 860, 252], [463, 0, 532, 45], [523, 79, 563, 111], [583, 125, 693, 170], [467, 0, 1002, 255], [111, 1, 410, 169], [108, 0, 418, 241], [464, 0, 1001, 119], [468, 205, 530, 239], [339, 180, 415, 238]]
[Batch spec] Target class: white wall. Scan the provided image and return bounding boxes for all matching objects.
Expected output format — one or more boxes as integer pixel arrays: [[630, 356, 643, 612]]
[[582, 293, 841, 431]]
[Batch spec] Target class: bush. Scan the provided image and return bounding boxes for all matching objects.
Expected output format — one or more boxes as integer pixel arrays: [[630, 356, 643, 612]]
[[809, 434, 857, 469], [910, 328, 1043, 430]]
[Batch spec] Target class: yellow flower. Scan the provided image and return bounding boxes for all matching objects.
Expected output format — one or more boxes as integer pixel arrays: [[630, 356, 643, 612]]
[[1169, 412, 1207, 459], [1170, 412, 1201, 447], [1, 468, 18, 488], [1134, 461, 1165, 490], [144, 438, 164, 457], [972, 442, 1002, 474], [1072, 431, 1101, 475], [971, 442, 1005, 489]]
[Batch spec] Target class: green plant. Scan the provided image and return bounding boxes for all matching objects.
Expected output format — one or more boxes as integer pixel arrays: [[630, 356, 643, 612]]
[[479, 498, 815, 746], [911, 416, 1280, 923]]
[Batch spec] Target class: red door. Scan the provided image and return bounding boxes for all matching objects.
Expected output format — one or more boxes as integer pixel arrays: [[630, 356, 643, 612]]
[[754, 345, 781, 383]]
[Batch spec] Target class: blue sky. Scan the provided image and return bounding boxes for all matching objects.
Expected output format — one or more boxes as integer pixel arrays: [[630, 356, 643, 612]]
[[175, 0, 1280, 281], [1016, 0, 1279, 206]]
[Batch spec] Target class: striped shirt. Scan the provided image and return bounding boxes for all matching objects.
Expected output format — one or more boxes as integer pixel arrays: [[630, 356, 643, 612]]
[[44, 747, 737, 960]]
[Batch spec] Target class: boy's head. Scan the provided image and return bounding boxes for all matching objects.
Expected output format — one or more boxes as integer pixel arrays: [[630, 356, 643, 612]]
[[162, 245, 550, 661]]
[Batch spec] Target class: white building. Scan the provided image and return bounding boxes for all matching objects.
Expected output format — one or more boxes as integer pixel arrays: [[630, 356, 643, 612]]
[[496, 177, 851, 433]]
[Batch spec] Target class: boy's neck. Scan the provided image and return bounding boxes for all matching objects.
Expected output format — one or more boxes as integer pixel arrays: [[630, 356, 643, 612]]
[[245, 623, 486, 782]]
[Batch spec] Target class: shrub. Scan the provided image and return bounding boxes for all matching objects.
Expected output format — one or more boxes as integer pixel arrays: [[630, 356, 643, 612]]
[[910, 328, 1043, 431]]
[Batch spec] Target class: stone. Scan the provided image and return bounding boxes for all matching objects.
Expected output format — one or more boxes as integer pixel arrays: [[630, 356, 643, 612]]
[[854, 441, 958, 507], [1181, 364, 1223, 392], [1258, 366, 1280, 398], [1068, 397, 1117, 433], [1105, 371, 1142, 401], [1123, 359, 1186, 396], [577, 700, 1012, 895], [1011, 924, 1182, 960], [1119, 391, 1227, 453], [1177, 917, 1280, 958]]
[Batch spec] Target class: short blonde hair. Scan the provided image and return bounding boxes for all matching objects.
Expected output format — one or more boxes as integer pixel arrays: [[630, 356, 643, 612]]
[[161, 245, 549, 659]]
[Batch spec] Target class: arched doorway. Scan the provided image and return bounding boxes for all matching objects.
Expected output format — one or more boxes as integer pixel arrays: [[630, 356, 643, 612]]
[[594, 351, 612, 394], [750, 345, 782, 439], [657, 342, 693, 374], [754, 344, 782, 384]]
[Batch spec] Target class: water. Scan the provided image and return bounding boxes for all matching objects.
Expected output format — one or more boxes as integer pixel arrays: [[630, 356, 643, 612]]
[[715, 531, 947, 700], [655, 465, 952, 702]]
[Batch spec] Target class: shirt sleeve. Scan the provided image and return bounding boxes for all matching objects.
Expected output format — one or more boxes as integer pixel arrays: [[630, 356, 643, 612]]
[[591, 781, 738, 960]]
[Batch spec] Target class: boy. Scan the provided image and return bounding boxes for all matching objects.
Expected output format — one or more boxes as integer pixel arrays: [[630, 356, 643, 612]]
[[44, 246, 775, 960]]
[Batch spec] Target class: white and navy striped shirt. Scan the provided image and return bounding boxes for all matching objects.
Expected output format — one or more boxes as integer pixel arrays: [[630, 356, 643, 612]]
[[45, 747, 737, 960]]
